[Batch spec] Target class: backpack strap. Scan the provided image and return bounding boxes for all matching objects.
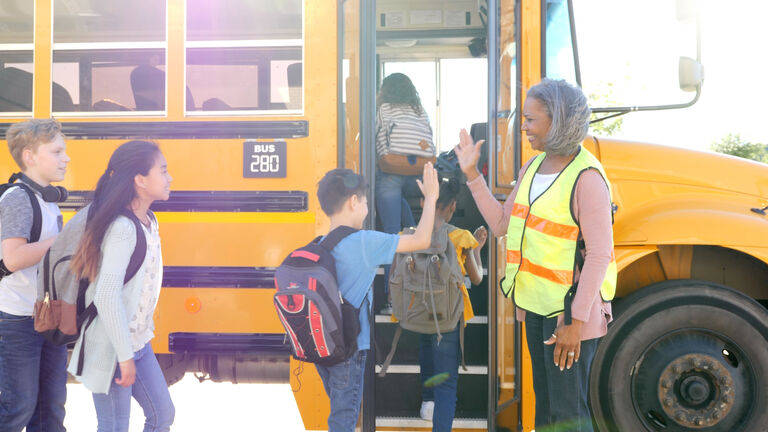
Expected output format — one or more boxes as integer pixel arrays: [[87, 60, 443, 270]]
[[119, 209, 149, 283], [459, 318, 467, 371], [378, 325, 402, 377], [318, 226, 358, 252]]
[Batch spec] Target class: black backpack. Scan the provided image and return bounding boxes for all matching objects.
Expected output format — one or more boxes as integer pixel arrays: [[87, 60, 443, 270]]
[[273, 226, 360, 366], [0, 182, 43, 279]]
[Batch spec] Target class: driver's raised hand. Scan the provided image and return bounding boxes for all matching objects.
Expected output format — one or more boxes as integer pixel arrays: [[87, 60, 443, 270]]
[[455, 129, 484, 181]]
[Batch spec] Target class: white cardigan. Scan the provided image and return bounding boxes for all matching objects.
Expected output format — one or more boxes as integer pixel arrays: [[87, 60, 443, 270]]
[[67, 215, 161, 394]]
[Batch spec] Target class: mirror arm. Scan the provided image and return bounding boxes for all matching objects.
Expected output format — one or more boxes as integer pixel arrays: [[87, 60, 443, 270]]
[[590, 85, 701, 123]]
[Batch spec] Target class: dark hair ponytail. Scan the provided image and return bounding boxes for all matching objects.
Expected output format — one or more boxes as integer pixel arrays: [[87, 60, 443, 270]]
[[436, 177, 461, 210], [71, 140, 160, 281]]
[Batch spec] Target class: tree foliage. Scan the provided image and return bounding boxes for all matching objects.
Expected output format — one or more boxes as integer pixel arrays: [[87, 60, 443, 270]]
[[588, 82, 624, 137], [710, 133, 767, 163]]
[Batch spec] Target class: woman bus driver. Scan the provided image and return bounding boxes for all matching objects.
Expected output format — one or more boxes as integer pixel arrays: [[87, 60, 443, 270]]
[[454, 78, 616, 431]]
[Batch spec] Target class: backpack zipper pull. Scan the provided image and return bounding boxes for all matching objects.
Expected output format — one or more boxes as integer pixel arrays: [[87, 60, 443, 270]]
[[43, 292, 50, 304], [338, 291, 344, 304]]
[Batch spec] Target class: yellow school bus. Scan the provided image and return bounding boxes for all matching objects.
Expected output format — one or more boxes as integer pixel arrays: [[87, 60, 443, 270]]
[[1, 0, 767, 431]]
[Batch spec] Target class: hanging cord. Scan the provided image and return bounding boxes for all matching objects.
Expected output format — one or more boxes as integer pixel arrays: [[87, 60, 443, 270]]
[[291, 360, 304, 393]]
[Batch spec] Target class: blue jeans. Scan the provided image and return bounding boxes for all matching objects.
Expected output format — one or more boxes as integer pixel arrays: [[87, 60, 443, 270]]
[[525, 312, 598, 432], [92, 343, 174, 432], [315, 350, 368, 432], [375, 170, 417, 235], [0, 310, 67, 432], [419, 325, 460, 432]]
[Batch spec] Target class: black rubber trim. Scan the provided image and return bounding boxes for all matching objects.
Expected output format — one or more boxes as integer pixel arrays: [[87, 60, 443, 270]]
[[60, 190, 308, 213], [0, 121, 308, 140], [168, 332, 290, 354], [162, 266, 275, 288]]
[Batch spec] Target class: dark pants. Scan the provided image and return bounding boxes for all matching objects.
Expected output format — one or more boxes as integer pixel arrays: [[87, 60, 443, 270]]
[[0, 311, 68, 432], [525, 312, 598, 432], [419, 325, 460, 432]]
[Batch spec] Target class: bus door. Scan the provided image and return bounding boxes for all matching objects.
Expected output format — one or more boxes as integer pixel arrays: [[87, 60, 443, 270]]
[[365, 1, 495, 431]]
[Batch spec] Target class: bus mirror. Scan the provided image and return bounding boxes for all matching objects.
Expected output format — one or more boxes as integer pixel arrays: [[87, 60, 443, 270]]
[[679, 56, 704, 92]]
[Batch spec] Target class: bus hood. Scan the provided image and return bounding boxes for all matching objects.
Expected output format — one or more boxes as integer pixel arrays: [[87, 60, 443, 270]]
[[595, 137, 768, 200]]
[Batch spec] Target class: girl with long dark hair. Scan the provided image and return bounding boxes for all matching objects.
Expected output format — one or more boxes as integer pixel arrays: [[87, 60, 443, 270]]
[[68, 140, 175, 431]]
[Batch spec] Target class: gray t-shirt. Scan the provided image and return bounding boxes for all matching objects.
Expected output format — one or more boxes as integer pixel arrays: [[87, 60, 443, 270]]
[[0, 187, 63, 240], [0, 185, 63, 315], [0, 188, 36, 241]]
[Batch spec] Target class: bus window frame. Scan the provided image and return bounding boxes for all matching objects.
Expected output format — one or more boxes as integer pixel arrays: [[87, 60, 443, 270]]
[[51, 0, 169, 117], [51, 41, 168, 117], [183, 2, 306, 117], [540, 0, 582, 87], [0, 44, 35, 117]]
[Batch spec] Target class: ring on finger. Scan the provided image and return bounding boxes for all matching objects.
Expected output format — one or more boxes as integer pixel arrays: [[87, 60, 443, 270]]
[[567, 351, 575, 357], [551, 333, 557, 339]]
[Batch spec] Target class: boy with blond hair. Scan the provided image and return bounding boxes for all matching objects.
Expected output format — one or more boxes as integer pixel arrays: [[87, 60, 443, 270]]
[[314, 163, 439, 432], [0, 119, 70, 432]]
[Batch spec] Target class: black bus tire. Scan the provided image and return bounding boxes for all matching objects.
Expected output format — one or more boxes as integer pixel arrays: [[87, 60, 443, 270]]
[[590, 280, 768, 432]]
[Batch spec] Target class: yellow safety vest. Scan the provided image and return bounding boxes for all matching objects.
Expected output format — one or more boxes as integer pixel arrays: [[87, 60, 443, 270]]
[[501, 147, 617, 320]]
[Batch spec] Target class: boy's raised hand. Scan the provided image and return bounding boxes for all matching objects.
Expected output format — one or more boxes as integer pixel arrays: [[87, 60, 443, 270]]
[[416, 162, 439, 201]]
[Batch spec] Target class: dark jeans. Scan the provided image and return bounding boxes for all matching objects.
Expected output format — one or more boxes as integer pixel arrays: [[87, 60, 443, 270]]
[[0, 310, 68, 432], [315, 350, 368, 432], [419, 325, 460, 432], [525, 312, 598, 432]]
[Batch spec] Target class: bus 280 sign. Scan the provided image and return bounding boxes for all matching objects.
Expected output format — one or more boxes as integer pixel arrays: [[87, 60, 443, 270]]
[[243, 140, 287, 178]]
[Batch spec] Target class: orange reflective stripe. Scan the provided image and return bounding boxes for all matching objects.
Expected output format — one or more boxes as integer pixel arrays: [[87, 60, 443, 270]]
[[511, 203, 529, 219], [519, 258, 573, 286], [525, 214, 579, 241], [506, 249, 521, 264]]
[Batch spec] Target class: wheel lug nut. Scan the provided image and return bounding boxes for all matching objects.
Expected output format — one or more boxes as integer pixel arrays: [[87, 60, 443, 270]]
[[695, 417, 703, 426], [693, 358, 701, 368], [661, 379, 670, 389], [723, 395, 731, 404], [675, 411, 685, 421], [712, 410, 721, 420], [673, 364, 682, 374], [664, 397, 674, 407]]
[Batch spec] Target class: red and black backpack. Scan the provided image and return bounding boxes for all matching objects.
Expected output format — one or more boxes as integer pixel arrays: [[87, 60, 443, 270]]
[[273, 226, 360, 366]]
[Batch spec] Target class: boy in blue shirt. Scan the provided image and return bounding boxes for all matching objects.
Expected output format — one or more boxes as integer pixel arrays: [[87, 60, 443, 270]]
[[315, 163, 439, 432]]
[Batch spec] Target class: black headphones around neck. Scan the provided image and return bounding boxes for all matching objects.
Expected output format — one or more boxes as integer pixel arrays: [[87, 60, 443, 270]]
[[9, 173, 68, 203]]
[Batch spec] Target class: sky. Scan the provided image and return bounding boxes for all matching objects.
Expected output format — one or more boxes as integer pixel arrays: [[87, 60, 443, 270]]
[[574, 0, 768, 151]]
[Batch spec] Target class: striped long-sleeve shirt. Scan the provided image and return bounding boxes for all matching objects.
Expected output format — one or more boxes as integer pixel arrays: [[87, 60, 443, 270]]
[[375, 103, 436, 158]]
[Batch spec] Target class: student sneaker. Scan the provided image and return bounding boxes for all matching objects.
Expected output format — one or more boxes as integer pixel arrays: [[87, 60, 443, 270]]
[[379, 301, 393, 315], [420, 401, 435, 421]]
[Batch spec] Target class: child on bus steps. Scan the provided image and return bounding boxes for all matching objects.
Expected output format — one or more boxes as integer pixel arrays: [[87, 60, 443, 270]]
[[413, 178, 488, 431], [0, 119, 70, 432], [68, 140, 175, 432], [314, 163, 439, 432]]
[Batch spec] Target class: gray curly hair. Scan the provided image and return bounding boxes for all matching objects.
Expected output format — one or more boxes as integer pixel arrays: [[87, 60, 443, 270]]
[[527, 79, 591, 156]]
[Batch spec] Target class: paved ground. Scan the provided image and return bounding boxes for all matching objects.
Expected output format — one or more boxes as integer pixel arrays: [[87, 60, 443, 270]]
[[63, 373, 306, 431]]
